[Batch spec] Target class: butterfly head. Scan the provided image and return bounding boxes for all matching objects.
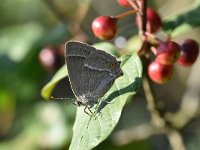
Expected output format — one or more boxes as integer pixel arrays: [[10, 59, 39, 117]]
[[108, 60, 123, 77]]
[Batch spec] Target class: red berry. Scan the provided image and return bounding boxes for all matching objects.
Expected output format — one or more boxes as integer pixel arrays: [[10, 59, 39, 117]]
[[156, 41, 181, 65], [148, 60, 173, 84], [177, 39, 199, 66], [117, 0, 131, 7], [92, 16, 117, 40], [136, 8, 162, 33], [39, 46, 63, 71]]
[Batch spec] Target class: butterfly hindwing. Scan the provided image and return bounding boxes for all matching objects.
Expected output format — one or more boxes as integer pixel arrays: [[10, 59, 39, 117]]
[[79, 50, 122, 99]]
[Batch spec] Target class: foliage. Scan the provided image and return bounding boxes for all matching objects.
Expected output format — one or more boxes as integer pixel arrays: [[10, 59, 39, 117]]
[[1, 0, 200, 150]]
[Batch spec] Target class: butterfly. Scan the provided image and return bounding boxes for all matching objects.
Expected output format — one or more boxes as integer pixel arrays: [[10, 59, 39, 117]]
[[53, 41, 123, 115]]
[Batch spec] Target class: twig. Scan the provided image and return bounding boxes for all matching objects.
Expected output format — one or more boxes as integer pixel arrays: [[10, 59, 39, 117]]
[[139, 1, 186, 150], [115, 9, 138, 20], [166, 129, 186, 150], [112, 123, 161, 145], [142, 75, 165, 128], [140, 0, 147, 38], [137, 0, 148, 57], [143, 72, 186, 150], [127, 0, 139, 10]]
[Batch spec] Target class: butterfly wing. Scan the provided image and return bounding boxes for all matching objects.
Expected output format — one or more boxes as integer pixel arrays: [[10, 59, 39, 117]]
[[65, 41, 95, 98], [65, 41, 123, 104], [78, 50, 123, 100]]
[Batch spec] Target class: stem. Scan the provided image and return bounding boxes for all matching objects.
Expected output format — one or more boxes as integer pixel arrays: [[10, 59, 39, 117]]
[[166, 129, 186, 150], [115, 9, 139, 20], [127, 0, 139, 10], [150, 46, 157, 55], [139, 1, 186, 150], [143, 72, 165, 128], [137, 0, 147, 57], [143, 72, 186, 150], [140, 0, 147, 39]]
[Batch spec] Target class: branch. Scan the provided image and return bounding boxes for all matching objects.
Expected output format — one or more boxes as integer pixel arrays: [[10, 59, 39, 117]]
[[142, 75, 165, 128], [140, 0, 147, 38], [166, 129, 186, 150], [137, 0, 148, 57], [143, 72, 186, 150], [138, 1, 186, 150], [112, 123, 161, 145]]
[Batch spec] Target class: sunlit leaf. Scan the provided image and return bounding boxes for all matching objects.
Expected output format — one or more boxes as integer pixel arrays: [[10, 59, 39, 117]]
[[93, 42, 120, 57], [41, 42, 142, 149], [69, 52, 142, 150]]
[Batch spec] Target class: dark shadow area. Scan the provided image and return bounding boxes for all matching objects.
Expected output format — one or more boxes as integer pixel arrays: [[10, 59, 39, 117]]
[[52, 76, 74, 98], [96, 77, 142, 113]]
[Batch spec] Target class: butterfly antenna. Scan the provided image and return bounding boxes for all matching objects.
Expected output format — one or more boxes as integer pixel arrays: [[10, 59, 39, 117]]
[[50, 96, 76, 104], [50, 96, 70, 100]]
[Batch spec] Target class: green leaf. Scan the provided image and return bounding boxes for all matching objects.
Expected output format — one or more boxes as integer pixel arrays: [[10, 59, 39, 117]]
[[41, 42, 142, 149], [93, 42, 119, 57], [170, 23, 193, 38], [161, 0, 200, 20], [163, 2, 200, 37], [0, 23, 44, 62], [41, 65, 68, 99], [69, 52, 142, 150], [125, 35, 142, 53]]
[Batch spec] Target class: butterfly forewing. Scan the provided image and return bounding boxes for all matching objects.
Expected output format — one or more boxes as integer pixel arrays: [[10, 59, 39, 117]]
[[65, 42, 94, 98]]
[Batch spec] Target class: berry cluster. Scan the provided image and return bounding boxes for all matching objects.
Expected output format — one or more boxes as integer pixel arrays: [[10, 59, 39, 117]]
[[91, 0, 199, 84], [148, 39, 199, 84]]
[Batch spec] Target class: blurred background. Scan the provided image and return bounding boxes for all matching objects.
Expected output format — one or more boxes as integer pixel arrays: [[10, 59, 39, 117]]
[[0, 0, 200, 149]]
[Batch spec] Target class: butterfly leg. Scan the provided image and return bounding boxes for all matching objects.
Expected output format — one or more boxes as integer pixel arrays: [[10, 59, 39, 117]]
[[91, 101, 102, 119], [84, 106, 91, 116], [94, 97, 112, 114], [84, 106, 94, 116], [88, 106, 95, 116]]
